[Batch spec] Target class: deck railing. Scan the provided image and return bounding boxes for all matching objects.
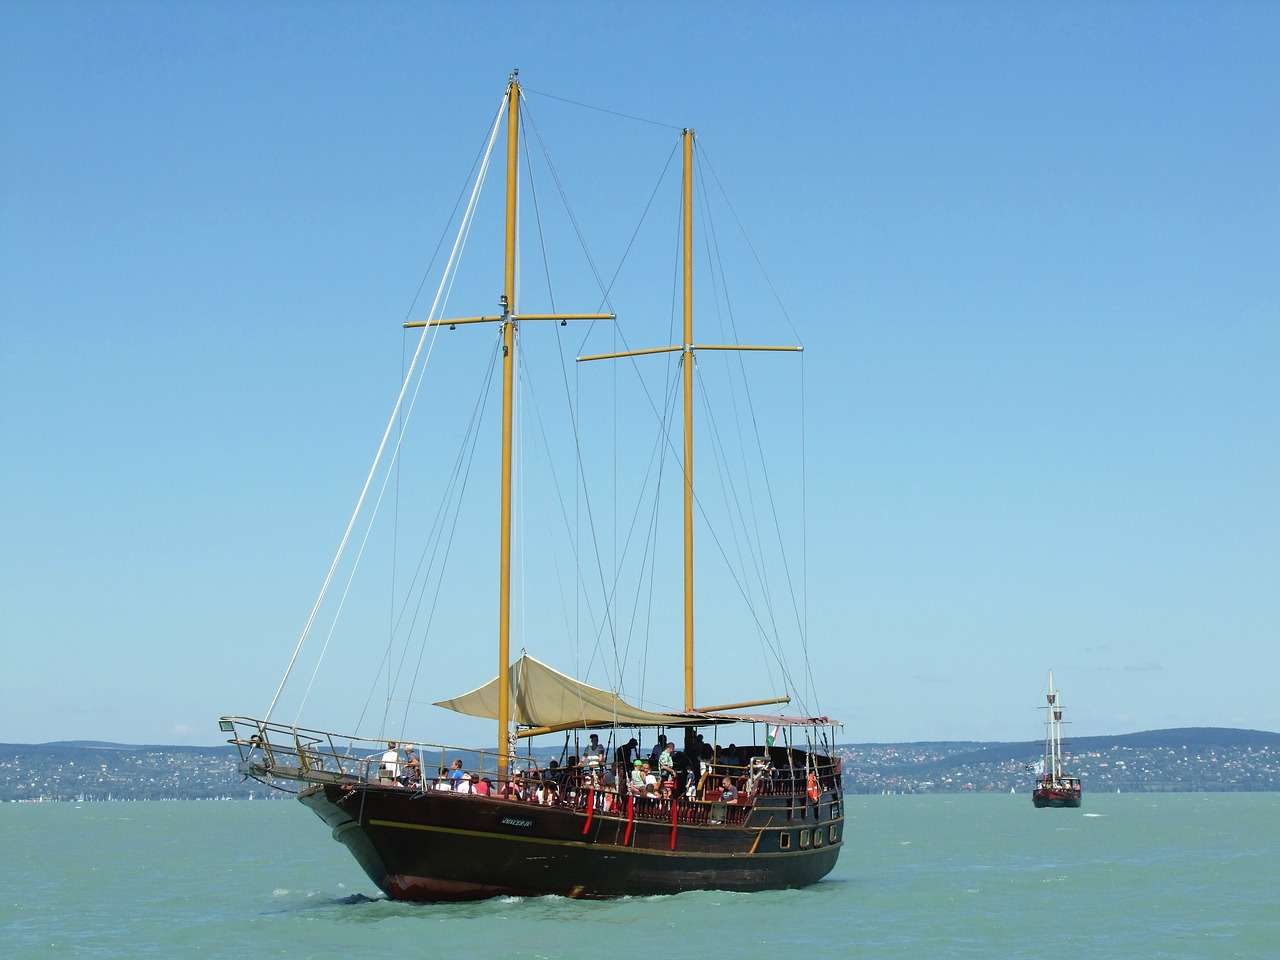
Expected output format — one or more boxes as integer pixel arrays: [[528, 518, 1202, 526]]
[[220, 716, 839, 823]]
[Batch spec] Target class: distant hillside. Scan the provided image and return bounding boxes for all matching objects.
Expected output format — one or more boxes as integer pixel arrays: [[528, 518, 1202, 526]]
[[836, 727, 1280, 794], [3, 727, 1277, 800], [901, 727, 1280, 771]]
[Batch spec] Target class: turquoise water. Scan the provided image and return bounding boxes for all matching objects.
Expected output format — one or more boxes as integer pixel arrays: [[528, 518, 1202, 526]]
[[3, 794, 1277, 959]]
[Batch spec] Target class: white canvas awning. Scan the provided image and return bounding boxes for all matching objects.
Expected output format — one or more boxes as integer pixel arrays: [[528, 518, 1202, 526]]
[[433, 654, 699, 729]]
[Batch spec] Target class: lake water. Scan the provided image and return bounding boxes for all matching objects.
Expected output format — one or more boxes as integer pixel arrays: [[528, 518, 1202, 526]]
[[3, 793, 1277, 959]]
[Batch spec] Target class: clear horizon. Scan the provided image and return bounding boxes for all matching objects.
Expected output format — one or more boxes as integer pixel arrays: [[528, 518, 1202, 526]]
[[3, 4, 1277, 747]]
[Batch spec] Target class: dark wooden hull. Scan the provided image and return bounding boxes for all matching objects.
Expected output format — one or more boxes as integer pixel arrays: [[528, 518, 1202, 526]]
[[1032, 785, 1082, 808], [300, 783, 844, 901]]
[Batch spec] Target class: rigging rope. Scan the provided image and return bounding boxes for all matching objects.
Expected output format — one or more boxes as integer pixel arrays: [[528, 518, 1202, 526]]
[[521, 86, 683, 131], [263, 92, 507, 724], [296, 113, 500, 727], [393, 336, 502, 739], [351, 337, 499, 736], [696, 146, 817, 710], [520, 99, 680, 694]]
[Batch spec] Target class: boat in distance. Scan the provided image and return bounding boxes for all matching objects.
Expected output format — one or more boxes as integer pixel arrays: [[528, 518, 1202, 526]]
[[220, 71, 841, 900], [1032, 671, 1082, 808]]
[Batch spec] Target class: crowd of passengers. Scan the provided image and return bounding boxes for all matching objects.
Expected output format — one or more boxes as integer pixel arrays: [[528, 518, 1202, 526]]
[[374, 732, 819, 806]]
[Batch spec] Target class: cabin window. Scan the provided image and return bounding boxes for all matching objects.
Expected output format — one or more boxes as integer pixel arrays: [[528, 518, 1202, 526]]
[[830, 802, 840, 820], [779, 831, 791, 850], [799, 829, 811, 849], [829, 824, 840, 843], [813, 828, 823, 848]]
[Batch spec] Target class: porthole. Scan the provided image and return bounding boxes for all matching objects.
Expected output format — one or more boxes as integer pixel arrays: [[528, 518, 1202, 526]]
[[779, 831, 791, 850], [830, 824, 840, 843], [799, 829, 811, 849], [813, 828, 823, 848]]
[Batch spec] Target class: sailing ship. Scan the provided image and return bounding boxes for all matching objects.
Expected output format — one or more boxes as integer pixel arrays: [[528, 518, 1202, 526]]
[[1032, 671, 1082, 808], [219, 73, 843, 900]]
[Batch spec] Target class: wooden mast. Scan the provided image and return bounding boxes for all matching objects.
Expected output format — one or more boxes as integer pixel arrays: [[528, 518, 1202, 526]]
[[576, 126, 801, 717], [681, 129, 695, 712], [402, 74, 611, 774], [496, 73, 520, 776]]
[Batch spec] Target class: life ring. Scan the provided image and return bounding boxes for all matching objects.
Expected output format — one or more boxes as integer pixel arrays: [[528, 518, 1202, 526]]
[[806, 771, 820, 803]]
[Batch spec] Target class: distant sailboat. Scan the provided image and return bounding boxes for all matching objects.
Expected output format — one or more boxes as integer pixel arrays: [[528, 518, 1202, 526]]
[[1032, 671, 1082, 809]]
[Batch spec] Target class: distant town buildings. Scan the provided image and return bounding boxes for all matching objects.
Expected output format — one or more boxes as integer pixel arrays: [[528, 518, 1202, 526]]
[[836, 740, 1280, 794], [3, 731, 1277, 801]]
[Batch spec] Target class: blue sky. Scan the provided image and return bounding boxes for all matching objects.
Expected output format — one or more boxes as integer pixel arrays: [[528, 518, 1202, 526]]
[[2, 3, 1276, 747]]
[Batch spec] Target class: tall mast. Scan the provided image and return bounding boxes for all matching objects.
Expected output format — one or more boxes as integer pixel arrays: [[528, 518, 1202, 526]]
[[496, 73, 520, 776], [401, 74, 612, 770], [681, 129, 695, 712], [1045, 670, 1060, 781], [574, 126, 800, 715]]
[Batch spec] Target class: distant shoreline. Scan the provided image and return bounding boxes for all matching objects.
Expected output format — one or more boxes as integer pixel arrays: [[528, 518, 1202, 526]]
[[3, 727, 1277, 801]]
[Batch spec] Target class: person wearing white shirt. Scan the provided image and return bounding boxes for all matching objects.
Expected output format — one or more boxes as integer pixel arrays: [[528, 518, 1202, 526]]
[[380, 741, 402, 782]]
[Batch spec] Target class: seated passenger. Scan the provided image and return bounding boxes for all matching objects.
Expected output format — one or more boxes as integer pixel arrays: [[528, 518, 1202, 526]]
[[643, 762, 659, 797], [720, 776, 738, 802], [473, 776, 491, 797], [433, 768, 453, 792], [399, 748, 422, 788], [629, 759, 646, 796]]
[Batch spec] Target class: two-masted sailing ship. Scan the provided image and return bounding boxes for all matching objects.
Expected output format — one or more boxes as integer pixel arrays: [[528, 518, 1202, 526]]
[[220, 74, 843, 900], [1032, 671, 1082, 808]]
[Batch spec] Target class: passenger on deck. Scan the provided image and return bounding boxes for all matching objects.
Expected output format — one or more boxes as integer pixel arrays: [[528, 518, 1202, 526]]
[[456, 772, 473, 795], [601, 780, 617, 813], [400, 747, 422, 787], [433, 768, 452, 792], [380, 741, 402, 783], [585, 734, 606, 772], [615, 737, 639, 772], [473, 775, 491, 797], [721, 776, 738, 802], [629, 759, 645, 795], [648, 734, 668, 766], [448, 759, 465, 784], [746, 756, 771, 796], [643, 761, 658, 796], [658, 742, 675, 780]]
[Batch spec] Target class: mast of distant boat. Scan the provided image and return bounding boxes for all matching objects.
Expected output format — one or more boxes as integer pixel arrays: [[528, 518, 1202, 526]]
[[1045, 670, 1062, 781]]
